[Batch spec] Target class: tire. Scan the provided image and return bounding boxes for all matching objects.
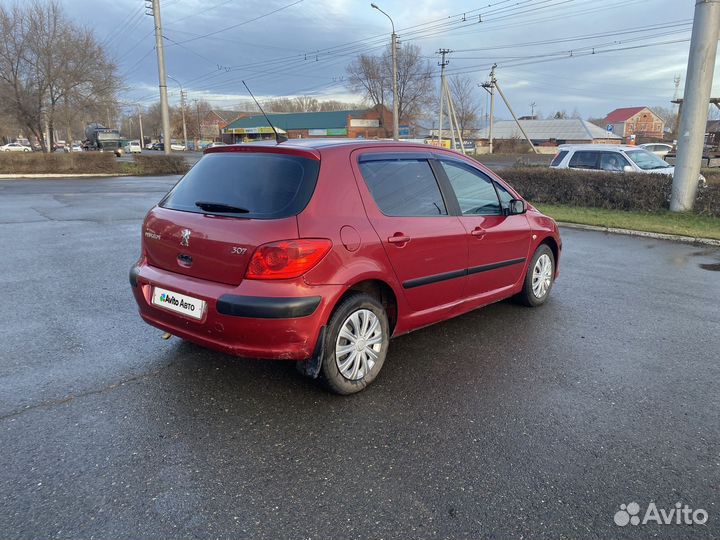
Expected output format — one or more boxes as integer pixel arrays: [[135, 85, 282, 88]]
[[517, 244, 555, 307], [319, 293, 390, 395]]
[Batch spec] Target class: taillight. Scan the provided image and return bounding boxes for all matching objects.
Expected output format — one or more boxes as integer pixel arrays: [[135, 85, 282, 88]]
[[245, 239, 332, 280]]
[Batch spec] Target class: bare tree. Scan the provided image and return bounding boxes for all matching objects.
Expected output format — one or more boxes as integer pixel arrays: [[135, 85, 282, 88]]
[[189, 99, 212, 140], [265, 97, 359, 113], [448, 74, 479, 139], [0, 3, 45, 149], [293, 96, 320, 112], [318, 99, 359, 111], [0, 108, 23, 143], [347, 54, 386, 112], [393, 44, 434, 126], [347, 43, 433, 127], [0, 0, 120, 151], [265, 97, 297, 113]]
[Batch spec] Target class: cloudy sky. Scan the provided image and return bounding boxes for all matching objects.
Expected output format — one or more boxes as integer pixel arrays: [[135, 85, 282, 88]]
[[66, 0, 710, 120]]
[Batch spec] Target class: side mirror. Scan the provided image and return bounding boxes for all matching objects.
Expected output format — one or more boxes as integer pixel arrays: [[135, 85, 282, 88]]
[[507, 199, 526, 215], [623, 165, 634, 173]]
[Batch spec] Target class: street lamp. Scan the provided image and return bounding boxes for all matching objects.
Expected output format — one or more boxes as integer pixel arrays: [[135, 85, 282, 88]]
[[371, 3, 399, 140], [167, 75, 188, 151]]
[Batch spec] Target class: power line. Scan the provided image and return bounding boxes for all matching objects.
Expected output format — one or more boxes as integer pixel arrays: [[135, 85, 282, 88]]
[[166, 0, 304, 46], [120, 0, 688, 108]]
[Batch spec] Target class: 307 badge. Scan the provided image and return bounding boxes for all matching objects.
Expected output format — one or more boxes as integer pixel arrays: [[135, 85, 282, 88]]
[[231, 247, 247, 255]]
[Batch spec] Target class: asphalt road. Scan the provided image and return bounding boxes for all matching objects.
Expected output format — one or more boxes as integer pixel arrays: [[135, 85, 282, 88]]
[[0, 176, 718, 539]]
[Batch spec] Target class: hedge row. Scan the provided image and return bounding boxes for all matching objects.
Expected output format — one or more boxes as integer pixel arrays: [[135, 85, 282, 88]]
[[0, 152, 189, 176], [500, 167, 720, 218], [0, 152, 119, 174], [131, 155, 189, 175]]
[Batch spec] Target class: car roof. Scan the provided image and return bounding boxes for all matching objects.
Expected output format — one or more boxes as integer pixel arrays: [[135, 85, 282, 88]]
[[557, 144, 644, 151], [204, 138, 464, 159], [227, 138, 432, 151]]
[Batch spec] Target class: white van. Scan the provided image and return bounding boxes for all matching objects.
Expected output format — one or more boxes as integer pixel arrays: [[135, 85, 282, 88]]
[[127, 140, 142, 154]]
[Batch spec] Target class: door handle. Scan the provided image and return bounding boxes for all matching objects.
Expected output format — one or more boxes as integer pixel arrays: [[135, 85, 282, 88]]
[[388, 233, 411, 245], [470, 227, 486, 238]]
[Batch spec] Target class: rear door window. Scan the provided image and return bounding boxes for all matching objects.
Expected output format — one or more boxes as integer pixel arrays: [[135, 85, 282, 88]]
[[568, 151, 601, 169], [160, 152, 320, 219], [599, 152, 630, 172], [359, 159, 447, 216], [551, 150, 568, 166]]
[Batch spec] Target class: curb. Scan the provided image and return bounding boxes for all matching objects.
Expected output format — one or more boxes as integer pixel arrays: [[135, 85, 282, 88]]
[[558, 222, 720, 246]]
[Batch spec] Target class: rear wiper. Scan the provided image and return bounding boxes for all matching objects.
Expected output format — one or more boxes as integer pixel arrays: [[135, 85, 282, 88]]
[[195, 201, 250, 213]]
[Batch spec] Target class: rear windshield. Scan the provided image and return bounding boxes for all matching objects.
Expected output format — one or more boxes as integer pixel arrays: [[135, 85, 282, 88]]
[[160, 152, 320, 219]]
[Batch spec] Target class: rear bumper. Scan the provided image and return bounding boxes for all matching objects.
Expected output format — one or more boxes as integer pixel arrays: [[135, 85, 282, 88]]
[[130, 262, 340, 360], [216, 295, 321, 318]]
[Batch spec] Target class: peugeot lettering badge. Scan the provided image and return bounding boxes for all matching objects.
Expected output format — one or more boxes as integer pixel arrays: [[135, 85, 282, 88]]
[[180, 229, 191, 247]]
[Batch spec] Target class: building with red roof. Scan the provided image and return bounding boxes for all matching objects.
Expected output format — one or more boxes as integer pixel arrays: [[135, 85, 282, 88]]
[[603, 106, 664, 141]]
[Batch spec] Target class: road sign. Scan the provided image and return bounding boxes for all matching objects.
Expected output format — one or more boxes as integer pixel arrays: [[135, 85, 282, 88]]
[[606, 124, 614, 132], [399, 125, 410, 137]]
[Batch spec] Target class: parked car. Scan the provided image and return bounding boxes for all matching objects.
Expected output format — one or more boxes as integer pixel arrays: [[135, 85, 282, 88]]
[[170, 142, 186, 151], [63, 142, 83, 152], [130, 140, 561, 394], [639, 143, 674, 158], [550, 144, 706, 188], [206, 141, 227, 149], [551, 144, 669, 174], [0, 142, 32, 152], [126, 140, 142, 154], [151, 143, 164, 151]]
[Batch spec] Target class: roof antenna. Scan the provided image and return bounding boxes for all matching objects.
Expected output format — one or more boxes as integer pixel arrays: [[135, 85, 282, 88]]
[[242, 80, 287, 144]]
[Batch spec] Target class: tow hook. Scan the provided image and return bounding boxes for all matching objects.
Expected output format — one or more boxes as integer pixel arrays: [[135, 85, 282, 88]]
[[161, 332, 173, 340]]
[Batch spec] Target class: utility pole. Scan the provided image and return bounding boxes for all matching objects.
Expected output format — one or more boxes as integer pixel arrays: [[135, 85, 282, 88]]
[[672, 75, 682, 136], [147, 0, 171, 155], [391, 31, 399, 140], [437, 48, 450, 148], [530, 101, 536, 118], [193, 98, 201, 147], [371, 3, 399, 140], [436, 48, 465, 154], [138, 110, 144, 148], [180, 90, 188, 151], [671, 0, 720, 212], [494, 76, 538, 154], [480, 65, 496, 153]]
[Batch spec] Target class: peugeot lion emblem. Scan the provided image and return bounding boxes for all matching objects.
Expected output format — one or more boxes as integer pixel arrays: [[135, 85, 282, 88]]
[[180, 229, 191, 247]]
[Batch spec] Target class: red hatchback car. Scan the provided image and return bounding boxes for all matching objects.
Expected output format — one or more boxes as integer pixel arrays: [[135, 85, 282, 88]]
[[130, 140, 561, 394]]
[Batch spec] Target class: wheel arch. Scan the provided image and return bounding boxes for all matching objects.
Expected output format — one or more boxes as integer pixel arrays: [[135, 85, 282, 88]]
[[330, 278, 399, 335], [538, 236, 560, 275]]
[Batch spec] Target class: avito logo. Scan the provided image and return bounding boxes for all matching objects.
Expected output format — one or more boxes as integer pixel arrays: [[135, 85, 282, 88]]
[[614, 502, 708, 527], [159, 293, 195, 312]]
